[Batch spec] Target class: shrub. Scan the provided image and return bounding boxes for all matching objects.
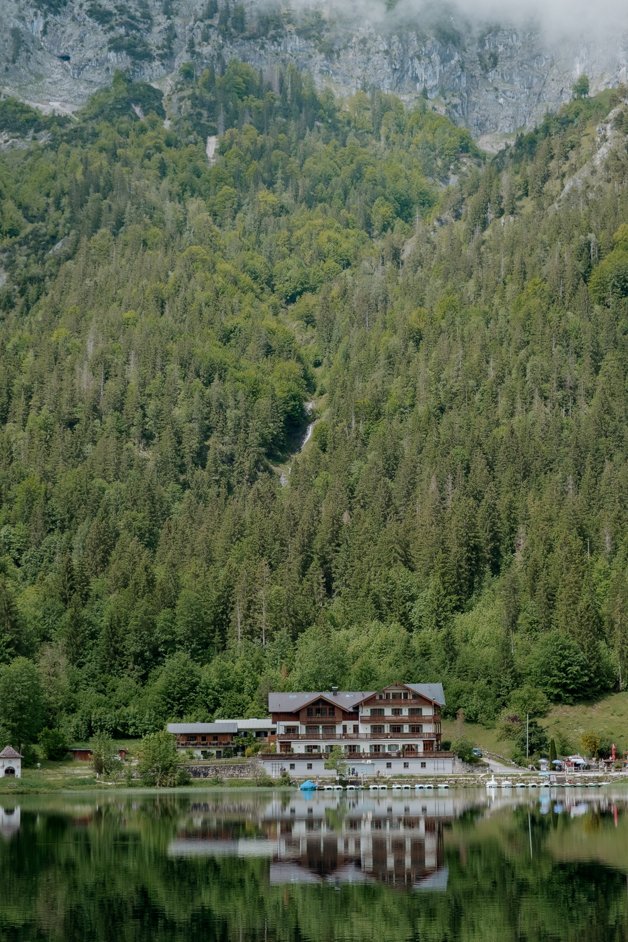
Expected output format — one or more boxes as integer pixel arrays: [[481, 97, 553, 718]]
[[138, 730, 184, 786], [451, 738, 479, 764], [39, 728, 69, 761], [90, 732, 118, 776]]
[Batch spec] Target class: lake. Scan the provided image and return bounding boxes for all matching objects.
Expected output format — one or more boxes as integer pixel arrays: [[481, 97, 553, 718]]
[[0, 787, 626, 941]]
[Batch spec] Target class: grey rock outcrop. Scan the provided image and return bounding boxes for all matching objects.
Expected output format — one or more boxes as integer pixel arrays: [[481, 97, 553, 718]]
[[1, 0, 626, 138]]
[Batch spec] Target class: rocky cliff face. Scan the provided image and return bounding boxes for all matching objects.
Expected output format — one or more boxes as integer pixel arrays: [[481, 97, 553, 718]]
[[1, 0, 627, 140]]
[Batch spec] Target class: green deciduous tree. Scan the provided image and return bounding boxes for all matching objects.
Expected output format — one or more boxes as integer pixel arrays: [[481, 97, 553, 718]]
[[0, 657, 45, 749], [90, 732, 118, 776], [324, 745, 348, 779], [138, 730, 187, 786]]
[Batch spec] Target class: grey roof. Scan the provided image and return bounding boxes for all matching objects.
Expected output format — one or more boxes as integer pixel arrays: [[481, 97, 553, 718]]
[[167, 719, 274, 734], [268, 691, 374, 713], [234, 718, 276, 730], [269, 684, 445, 713], [407, 683, 446, 706], [0, 746, 22, 759]]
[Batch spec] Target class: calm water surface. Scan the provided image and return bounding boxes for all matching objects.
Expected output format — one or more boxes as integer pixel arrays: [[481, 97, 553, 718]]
[[0, 787, 626, 942]]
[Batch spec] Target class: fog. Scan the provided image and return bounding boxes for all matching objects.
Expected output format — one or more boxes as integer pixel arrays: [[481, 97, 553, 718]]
[[282, 0, 628, 39]]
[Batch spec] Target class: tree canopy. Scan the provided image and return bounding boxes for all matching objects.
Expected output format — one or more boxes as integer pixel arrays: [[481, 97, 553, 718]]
[[0, 67, 625, 745]]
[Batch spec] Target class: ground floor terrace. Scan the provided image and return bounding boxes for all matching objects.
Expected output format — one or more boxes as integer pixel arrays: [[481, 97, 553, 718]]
[[259, 752, 456, 779], [276, 742, 439, 757]]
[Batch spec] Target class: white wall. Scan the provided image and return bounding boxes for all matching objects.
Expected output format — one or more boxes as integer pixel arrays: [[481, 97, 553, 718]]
[[260, 755, 455, 779], [0, 758, 21, 779]]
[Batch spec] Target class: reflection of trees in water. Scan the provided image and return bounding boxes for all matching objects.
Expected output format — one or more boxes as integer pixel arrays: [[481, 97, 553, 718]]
[[0, 796, 625, 942]]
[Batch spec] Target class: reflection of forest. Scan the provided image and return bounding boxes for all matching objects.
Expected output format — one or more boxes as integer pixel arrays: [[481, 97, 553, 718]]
[[447, 792, 628, 875], [1, 793, 627, 942]]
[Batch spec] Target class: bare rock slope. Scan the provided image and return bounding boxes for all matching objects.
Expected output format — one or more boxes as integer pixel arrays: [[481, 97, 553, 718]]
[[1, 0, 627, 138]]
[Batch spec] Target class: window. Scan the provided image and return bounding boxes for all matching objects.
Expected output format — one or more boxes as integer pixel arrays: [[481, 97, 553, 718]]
[[392, 708, 402, 716], [410, 725, 423, 734], [409, 708, 423, 716], [386, 762, 392, 769], [371, 708, 385, 717], [420, 762, 426, 768], [390, 725, 403, 734], [285, 726, 299, 735], [346, 745, 359, 754], [353, 725, 359, 734], [289, 763, 295, 770], [387, 744, 398, 752], [403, 762, 409, 769], [371, 725, 385, 734], [307, 763, 312, 770], [305, 745, 317, 754], [370, 744, 383, 754], [305, 726, 319, 735], [307, 705, 332, 717]]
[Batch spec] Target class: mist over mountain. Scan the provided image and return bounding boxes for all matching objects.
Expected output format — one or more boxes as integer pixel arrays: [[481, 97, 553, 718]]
[[304, 0, 628, 37]]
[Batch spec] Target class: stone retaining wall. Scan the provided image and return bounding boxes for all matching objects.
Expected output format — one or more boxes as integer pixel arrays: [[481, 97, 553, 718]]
[[185, 761, 264, 780]]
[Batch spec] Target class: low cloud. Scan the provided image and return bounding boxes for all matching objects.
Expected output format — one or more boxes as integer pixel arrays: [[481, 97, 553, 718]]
[[284, 0, 628, 39]]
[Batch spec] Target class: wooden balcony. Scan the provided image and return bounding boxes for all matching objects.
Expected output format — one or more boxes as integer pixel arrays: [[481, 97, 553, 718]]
[[276, 731, 440, 742], [264, 749, 450, 760], [360, 714, 437, 723]]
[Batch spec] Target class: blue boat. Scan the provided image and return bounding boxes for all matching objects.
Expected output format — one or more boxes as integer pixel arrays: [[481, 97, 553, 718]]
[[299, 780, 317, 791]]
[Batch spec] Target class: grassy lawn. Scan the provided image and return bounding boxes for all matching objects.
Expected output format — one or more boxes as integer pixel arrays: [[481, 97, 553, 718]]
[[443, 692, 628, 759], [0, 751, 266, 795], [542, 692, 628, 751], [442, 720, 512, 757], [0, 763, 101, 794]]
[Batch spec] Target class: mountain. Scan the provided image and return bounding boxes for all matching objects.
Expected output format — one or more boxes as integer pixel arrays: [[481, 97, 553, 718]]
[[0, 37, 626, 750], [1, 0, 627, 144]]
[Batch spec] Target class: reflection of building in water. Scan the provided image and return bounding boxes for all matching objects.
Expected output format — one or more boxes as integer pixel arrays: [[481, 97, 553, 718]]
[[0, 806, 21, 841], [169, 795, 464, 890], [270, 815, 446, 889], [266, 796, 450, 889]]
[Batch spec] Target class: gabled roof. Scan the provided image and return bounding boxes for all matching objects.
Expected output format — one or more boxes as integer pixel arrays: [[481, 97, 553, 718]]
[[269, 683, 446, 713], [360, 682, 445, 706], [406, 683, 446, 706], [0, 746, 22, 759], [268, 691, 374, 713]]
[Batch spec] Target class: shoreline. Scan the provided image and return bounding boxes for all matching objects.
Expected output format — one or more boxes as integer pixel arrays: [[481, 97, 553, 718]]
[[2, 770, 626, 797]]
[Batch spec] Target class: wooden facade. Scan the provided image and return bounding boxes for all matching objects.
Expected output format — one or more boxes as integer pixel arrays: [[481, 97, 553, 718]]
[[266, 683, 446, 769]]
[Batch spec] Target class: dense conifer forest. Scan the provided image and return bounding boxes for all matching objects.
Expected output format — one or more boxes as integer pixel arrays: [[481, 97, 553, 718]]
[[0, 64, 626, 748]]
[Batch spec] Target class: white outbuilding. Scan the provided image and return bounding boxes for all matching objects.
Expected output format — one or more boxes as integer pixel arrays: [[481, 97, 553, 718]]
[[0, 746, 22, 779]]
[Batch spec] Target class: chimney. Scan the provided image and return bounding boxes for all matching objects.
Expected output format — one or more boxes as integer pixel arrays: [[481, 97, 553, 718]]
[[331, 686, 338, 696]]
